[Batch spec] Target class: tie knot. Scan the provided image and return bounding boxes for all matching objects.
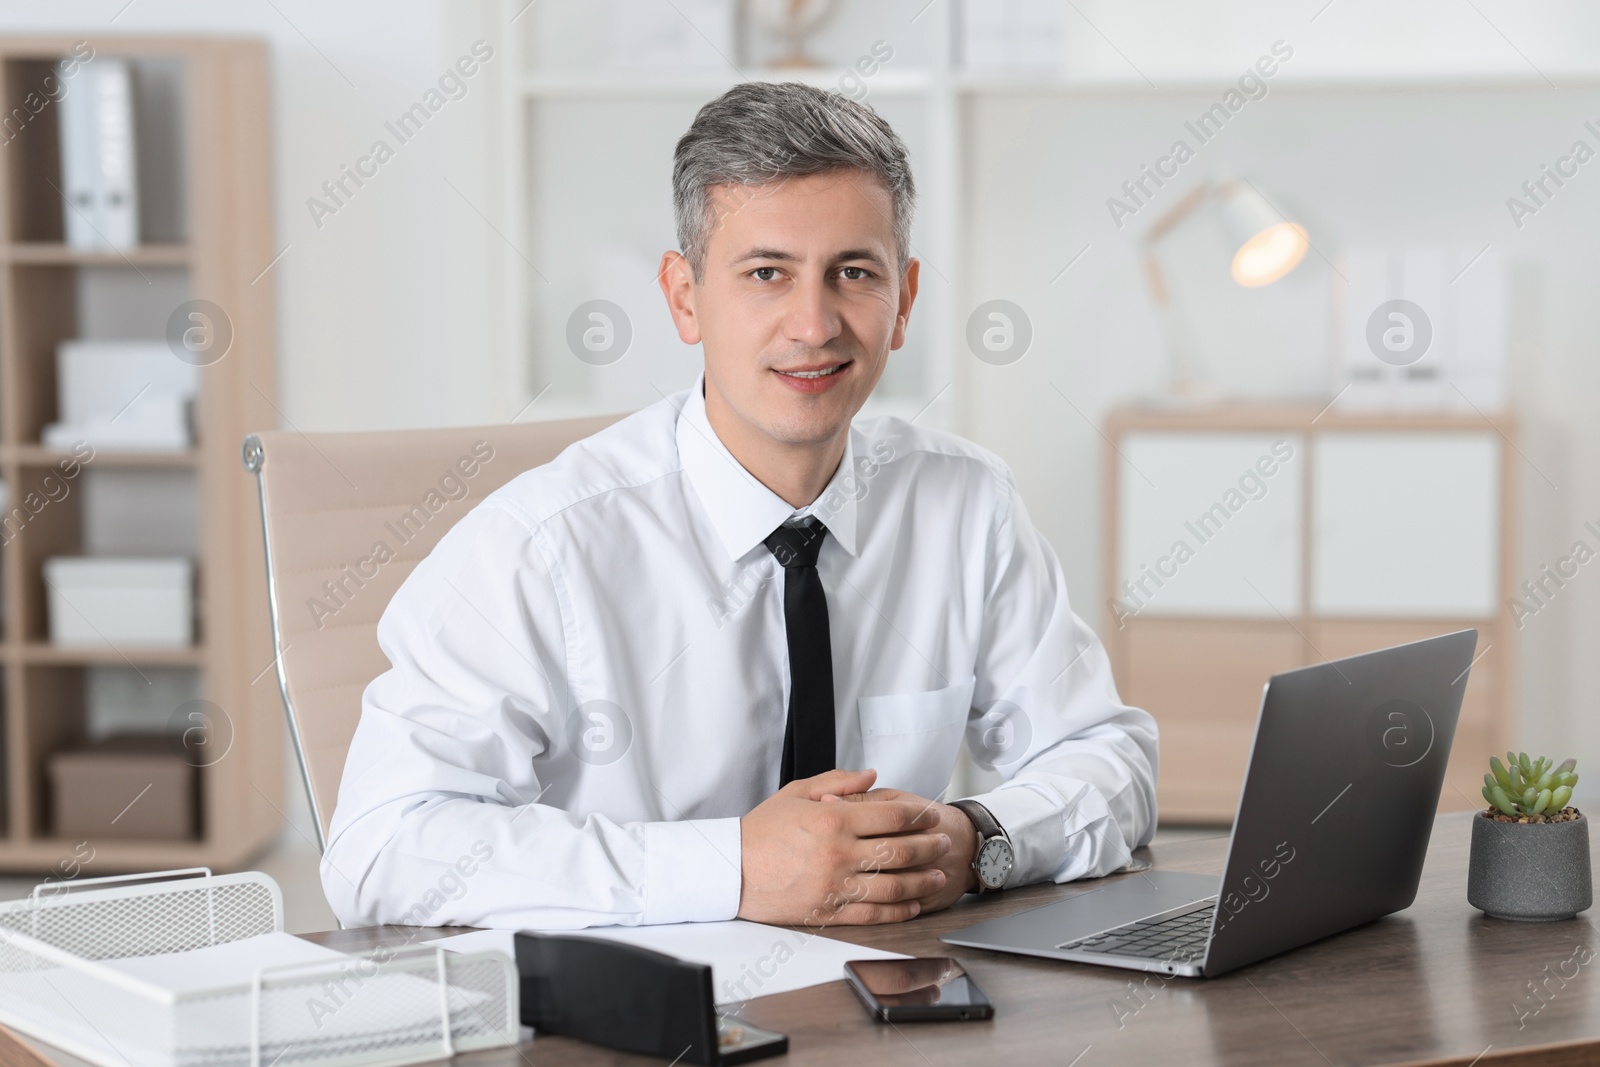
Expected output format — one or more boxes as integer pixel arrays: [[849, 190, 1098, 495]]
[[764, 517, 828, 569]]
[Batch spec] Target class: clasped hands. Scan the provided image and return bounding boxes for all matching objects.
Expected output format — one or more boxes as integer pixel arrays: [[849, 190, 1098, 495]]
[[737, 768, 979, 926]]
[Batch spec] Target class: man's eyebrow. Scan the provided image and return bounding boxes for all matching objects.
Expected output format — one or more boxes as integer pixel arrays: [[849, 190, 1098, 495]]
[[832, 248, 888, 266], [734, 246, 798, 263], [732, 247, 889, 266]]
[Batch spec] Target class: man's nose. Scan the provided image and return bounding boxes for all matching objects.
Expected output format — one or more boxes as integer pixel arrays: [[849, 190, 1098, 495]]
[[783, 275, 843, 350]]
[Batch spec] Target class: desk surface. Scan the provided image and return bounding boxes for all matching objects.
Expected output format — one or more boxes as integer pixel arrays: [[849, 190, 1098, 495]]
[[299, 813, 1599, 1067], [1, 813, 1594, 1067]]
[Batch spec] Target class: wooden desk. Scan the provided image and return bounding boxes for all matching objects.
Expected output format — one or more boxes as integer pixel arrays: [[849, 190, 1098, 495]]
[[300, 813, 1598, 1067], [3, 813, 1596, 1067]]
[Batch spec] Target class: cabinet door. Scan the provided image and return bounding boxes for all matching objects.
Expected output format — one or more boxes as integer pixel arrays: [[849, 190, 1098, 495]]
[[1312, 433, 1500, 617], [1121, 619, 1309, 822], [1118, 433, 1304, 617]]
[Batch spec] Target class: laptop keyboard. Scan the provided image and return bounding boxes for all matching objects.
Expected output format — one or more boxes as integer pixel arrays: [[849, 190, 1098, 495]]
[[1057, 899, 1216, 962]]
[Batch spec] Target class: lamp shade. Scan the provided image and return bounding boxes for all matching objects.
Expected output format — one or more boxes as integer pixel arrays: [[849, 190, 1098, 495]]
[[1217, 181, 1308, 287]]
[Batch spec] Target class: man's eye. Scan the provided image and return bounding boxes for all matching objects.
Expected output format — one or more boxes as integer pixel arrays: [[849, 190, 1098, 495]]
[[753, 267, 779, 281], [840, 267, 869, 280]]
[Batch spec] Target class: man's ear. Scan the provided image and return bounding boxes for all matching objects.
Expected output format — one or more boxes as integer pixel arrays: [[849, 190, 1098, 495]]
[[658, 250, 702, 345], [890, 257, 919, 351]]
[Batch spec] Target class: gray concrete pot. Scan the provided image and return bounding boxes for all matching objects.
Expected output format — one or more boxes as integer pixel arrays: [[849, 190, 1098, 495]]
[[1467, 812, 1592, 921]]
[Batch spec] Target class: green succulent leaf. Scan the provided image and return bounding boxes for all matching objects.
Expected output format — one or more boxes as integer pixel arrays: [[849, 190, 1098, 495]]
[[1557, 758, 1577, 775], [1532, 789, 1553, 814], [1491, 756, 1515, 791], [1552, 784, 1573, 810], [1488, 785, 1519, 816]]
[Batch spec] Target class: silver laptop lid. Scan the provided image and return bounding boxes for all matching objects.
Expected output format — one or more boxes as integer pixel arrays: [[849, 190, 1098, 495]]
[[1201, 628, 1477, 977]]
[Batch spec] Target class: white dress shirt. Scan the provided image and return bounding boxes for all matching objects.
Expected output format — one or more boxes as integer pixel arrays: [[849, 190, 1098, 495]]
[[322, 373, 1159, 930]]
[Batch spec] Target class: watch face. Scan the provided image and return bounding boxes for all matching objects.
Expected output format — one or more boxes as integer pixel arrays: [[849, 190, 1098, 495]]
[[976, 837, 1013, 889]]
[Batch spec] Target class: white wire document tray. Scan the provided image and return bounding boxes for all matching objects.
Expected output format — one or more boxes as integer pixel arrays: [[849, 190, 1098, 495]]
[[0, 868, 518, 1067]]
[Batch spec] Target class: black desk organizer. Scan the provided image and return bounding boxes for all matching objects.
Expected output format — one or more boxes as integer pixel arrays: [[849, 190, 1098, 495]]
[[515, 931, 788, 1064]]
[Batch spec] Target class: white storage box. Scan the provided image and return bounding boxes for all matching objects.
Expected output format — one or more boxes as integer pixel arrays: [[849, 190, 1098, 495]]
[[44, 340, 197, 451], [0, 869, 519, 1067], [44, 556, 194, 647]]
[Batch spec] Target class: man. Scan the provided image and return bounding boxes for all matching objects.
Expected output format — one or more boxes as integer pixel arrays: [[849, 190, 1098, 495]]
[[323, 81, 1158, 930]]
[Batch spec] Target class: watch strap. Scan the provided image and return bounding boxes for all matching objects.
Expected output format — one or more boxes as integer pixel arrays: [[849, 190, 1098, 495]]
[[952, 798, 1006, 843]]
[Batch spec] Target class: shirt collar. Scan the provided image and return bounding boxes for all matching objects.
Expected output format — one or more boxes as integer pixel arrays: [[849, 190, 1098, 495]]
[[676, 371, 861, 562]]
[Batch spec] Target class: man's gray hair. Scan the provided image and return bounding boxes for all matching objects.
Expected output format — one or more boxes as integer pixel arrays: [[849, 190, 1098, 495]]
[[672, 81, 916, 281]]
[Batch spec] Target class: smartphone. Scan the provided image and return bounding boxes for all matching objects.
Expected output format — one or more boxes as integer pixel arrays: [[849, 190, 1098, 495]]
[[844, 958, 994, 1022]]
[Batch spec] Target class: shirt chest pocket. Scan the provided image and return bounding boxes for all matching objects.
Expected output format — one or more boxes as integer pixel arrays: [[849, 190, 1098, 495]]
[[857, 677, 976, 799]]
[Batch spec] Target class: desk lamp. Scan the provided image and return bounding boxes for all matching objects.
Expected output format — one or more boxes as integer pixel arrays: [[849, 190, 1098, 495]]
[[1141, 179, 1309, 401]]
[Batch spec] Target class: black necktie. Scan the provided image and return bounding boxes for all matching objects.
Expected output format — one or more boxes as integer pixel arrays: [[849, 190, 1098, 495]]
[[764, 517, 835, 786]]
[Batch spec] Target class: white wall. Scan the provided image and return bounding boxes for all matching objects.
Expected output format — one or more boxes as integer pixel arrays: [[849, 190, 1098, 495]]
[[1053, 0, 1600, 83]]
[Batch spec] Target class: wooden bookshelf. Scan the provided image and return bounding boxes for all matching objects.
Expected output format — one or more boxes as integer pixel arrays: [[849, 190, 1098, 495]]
[[3, 242, 191, 266], [4, 444, 199, 468], [0, 37, 281, 872]]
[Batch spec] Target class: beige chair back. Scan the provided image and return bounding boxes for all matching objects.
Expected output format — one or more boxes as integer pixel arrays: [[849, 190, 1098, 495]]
[[243, 416, 623, 848]]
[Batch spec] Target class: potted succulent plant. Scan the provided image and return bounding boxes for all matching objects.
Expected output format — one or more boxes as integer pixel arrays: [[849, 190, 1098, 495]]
[[1468, 753, 1591, 921]]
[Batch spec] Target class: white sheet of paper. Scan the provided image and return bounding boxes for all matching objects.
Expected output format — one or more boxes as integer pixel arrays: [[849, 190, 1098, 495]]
[[98, 930, 347, 994], [427, 920, 907, 1005]]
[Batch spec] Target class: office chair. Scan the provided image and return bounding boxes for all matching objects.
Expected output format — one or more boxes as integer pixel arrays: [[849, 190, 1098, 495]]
[[243, 414, 623, 849]]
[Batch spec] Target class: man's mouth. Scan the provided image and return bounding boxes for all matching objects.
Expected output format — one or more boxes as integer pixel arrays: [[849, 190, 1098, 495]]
[[775, 362, 851, 380]]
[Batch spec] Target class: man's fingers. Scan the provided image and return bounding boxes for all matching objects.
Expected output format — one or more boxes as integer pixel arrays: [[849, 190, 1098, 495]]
[[828, 900, 922, 925], [790, 767, 877, 800], [842, 866, 947, 904], [856, 832, 951, 872], [835, 787, 930, 808], [837, 797, 942, 837], [857, 787, 918, 802]]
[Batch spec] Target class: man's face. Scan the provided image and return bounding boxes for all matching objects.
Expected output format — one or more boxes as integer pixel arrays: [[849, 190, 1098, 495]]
[[662, 169, 917, 450]]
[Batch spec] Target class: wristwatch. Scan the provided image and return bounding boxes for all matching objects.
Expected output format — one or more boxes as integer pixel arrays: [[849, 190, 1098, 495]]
[[951, 799, 1014, 894]]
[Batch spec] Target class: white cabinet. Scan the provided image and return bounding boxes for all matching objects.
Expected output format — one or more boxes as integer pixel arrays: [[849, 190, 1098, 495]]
[[1311, 433, 1500, 617], [1106, 406, 1513, 821], [1118, 432, 1304, 617]]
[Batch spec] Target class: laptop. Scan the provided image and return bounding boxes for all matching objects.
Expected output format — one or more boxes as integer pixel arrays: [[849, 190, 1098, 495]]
[[941, 628, 1477, 978]]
